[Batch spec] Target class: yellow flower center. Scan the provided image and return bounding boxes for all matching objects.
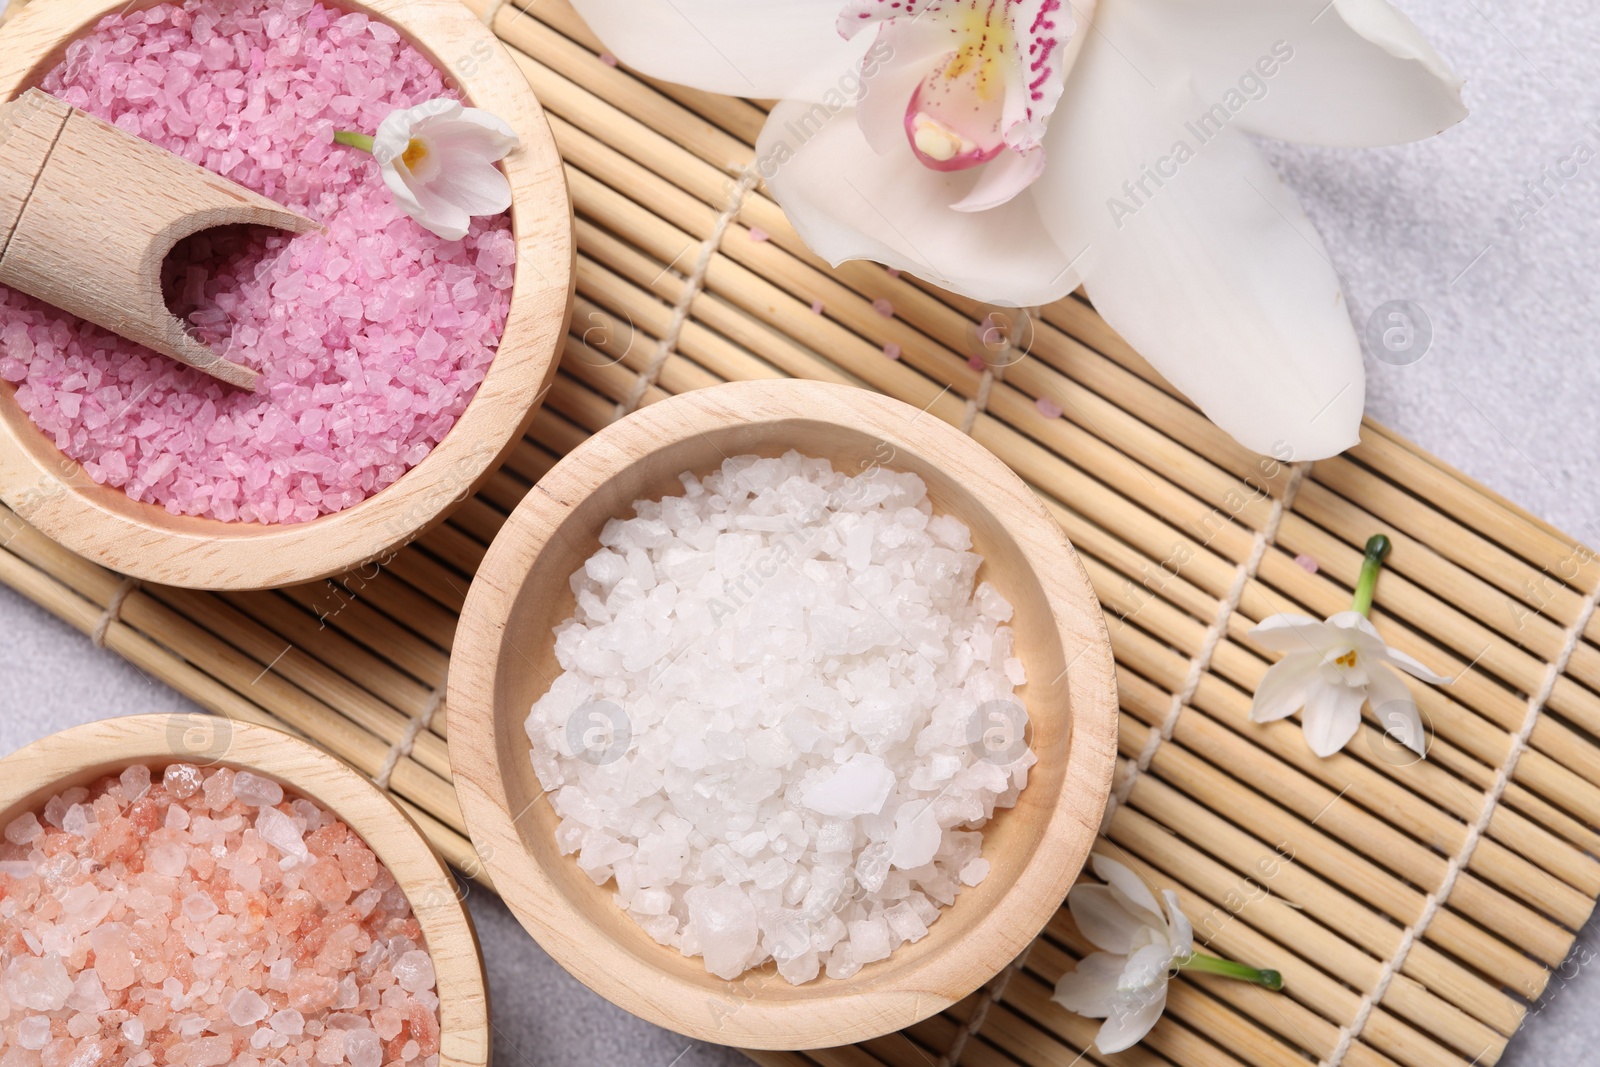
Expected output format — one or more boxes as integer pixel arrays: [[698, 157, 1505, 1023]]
[[1335, 650, 1358, 669], [401, 138, 429, 170], [938, 5, 1013, 104]]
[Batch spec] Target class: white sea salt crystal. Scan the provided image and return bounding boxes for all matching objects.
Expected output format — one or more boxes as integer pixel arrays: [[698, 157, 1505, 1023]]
[[229, 988, 269, 1026], [525, 452, 1035, 983], [230, 771, 285, 807], [18, 1016, 49, 1050], [148, 843, 187, 877], [801, 754, 896, 818], [256, 806, 310, 863], [182, 892, 220, 923], [3, 812, 41, 845], [119, 763, 152, 802], [270, 1008, 305, 1035], [393, 950, 436, 994], [959, 857, 991, 886]]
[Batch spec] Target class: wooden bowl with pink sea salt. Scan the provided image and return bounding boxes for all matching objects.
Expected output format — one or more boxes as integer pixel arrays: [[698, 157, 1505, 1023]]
[[0, 714, 488, 1067], [0, 0, 572, 590]]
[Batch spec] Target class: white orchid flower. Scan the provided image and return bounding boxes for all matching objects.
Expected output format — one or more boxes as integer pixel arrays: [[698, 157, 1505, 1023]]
[[335, 99, 519, 241], [1250, 534, 1450, 757], [1054, 855, 1281, 1053], [567, 0, 1466, 459]]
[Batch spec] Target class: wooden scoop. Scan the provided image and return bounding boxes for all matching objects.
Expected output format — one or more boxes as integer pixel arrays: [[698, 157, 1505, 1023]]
[[0, 89, 320, 392]]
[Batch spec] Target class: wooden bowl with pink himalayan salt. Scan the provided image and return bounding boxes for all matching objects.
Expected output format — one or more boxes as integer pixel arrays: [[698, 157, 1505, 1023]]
[[0, 714, 487, 1067], [0, 0, 572, 590]]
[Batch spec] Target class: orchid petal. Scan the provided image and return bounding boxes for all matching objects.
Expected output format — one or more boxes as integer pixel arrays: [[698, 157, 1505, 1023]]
[[1300, 677, 1366, 757], [1069, 886, 1148, 955], [759, 100, 1082, 304], [1096, 983, 1168, 1054], [1112, 0, 1466, 148], [1052, 952, 1124, 1017], [1251, 651, 1319, 722], [1248, 615, 1338, 654], [571, 0, 868, 100], [1367, 665, 1428, 757], [951, 147, 1047, 212], [856, 19, 957, 154], [1032, 14, 1365, 460], [1090, 855, 1164, 925]]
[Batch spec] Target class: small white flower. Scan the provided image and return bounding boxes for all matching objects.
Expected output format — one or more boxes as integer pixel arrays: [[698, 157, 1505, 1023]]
[[1052, 855, 1193, 1054], [1249, 610, 1450, 758], [370, 99, 519, 241]]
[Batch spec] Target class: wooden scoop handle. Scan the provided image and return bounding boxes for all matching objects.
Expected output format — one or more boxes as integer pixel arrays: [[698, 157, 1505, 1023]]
[[0, 89, 320, 392]]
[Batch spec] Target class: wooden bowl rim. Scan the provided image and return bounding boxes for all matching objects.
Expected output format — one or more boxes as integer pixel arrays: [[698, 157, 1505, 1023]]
[[0, 713, 489, 1067], [448, 378, 1118, 1049], [0, 0, 574, 591]]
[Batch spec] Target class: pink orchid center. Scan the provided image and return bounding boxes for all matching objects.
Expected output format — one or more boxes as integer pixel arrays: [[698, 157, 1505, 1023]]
[[902, 15, 1013, 172]]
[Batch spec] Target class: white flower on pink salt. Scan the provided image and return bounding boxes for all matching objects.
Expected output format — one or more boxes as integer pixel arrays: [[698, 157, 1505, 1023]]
[[365, 99, 520, 241]]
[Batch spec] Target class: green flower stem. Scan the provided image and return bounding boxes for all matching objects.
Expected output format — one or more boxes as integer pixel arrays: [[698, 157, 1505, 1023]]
[[1177, 952, 1283, 991], [1351, 533, 1392, 617], [332, 130, 374, 154]]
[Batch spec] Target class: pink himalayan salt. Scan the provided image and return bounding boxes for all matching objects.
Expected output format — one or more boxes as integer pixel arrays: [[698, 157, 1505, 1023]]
[[872, 298, 895, 318], [882, 343, 901, 361], [746, 227, 769, 243], [967, 354, 986, 371], [0, 0, 514, 526], [0, 762, 441, 1066], [809, 299, 824, 315], [1036, 396, 1064, 420], [1295, 553, 1320, 574]]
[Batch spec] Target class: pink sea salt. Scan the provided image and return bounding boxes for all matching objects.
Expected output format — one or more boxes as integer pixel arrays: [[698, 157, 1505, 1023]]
[[0, 0, 515, 525], [1036, 396, 1064, 420], [0, 763, 442, 1066]]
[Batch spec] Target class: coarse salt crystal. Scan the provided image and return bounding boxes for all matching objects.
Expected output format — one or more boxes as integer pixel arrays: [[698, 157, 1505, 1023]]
[[230, 769, 284, 806]]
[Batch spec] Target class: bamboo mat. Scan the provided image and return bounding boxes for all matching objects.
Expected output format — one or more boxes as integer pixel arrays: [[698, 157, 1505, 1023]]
[[5, 2, 1600, 1065]]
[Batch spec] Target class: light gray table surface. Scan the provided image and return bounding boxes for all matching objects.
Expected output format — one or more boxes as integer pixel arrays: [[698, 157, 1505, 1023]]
[[3, 0, 1598, 1063]]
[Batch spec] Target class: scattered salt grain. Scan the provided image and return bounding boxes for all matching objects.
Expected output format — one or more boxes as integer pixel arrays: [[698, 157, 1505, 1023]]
[[883, 342, 902, 361], [810, 299, 825, 314], [872, 297, 895, 317], [1295, 553, 1320, 574], [747, 227, 770, 242], [1035, 396, 1064, 419], [526, 452, 1034, 982], [599, 50, 619, 66]]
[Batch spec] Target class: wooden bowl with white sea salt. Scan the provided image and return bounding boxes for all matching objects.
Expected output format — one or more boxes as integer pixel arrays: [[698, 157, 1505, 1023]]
[[0, 714, 488, 1067], [0, 0, 572, 590], [449, 379, 1118, 1049]]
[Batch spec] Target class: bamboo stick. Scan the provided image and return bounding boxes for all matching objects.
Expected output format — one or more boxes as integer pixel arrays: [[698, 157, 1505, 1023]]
[[275, 580, 453, 685]]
